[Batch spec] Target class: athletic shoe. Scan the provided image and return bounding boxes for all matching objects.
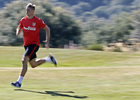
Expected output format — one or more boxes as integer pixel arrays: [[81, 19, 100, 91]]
[[49, 53, 57, 66], [11, 81, 21, 88]]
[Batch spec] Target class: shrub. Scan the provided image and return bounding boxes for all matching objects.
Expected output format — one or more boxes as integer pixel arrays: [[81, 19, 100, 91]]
[[87, 44, 103, 51], [113, 47, 122, 52]]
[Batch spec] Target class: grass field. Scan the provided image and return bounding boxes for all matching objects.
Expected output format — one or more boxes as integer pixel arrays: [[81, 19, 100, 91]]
[[1, 46, 140, 100], [1, 67, 140, 100], [0, 46, 140, 67]]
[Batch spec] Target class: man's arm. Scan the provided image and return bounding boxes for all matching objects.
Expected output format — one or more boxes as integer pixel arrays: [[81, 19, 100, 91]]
[[43, 25, 50, 48], [16, 26, 22, 36]]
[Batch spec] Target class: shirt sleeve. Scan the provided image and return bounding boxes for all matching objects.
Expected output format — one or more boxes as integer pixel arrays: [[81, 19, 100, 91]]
[[19, 19, 23, 29], [40, 19, 46, 29]]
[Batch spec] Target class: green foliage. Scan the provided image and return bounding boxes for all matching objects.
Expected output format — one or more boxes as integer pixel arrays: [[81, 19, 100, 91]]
[[113, 47, 122, 52], [54, 0, 136, 18], [0, 0, 26, 45], [0, 0, 82, 47], [130, 10, 140, 39], [81, 17, 106, 45], [87, 43, 103, 51], [0, 0, 140, 48], [82, 12, 134, 45], [1, 0, 140, 19]]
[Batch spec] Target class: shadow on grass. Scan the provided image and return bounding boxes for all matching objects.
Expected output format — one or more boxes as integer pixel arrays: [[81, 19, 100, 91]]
[[15, 89, 88, 99]]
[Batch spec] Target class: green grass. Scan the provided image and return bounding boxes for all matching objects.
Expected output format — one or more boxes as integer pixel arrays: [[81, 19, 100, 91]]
[[0, 46, 140, 67], [1, 46, 140, 100], [1, 67, 140, 100]]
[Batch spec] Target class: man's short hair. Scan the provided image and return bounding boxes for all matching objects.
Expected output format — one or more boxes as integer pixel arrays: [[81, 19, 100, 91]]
[[26, 3, 35, 10]]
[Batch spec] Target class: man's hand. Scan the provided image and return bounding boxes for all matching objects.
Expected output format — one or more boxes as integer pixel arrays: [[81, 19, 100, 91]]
[[43, 40, 49, 48], [43, 25, 50, 49]]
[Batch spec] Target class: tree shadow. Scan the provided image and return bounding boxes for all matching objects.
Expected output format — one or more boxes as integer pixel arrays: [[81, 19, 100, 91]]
[[15, 89, 88, 99]]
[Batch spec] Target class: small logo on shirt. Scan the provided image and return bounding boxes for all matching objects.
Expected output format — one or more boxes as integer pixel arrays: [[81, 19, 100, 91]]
[[32, 22, 36, 26]]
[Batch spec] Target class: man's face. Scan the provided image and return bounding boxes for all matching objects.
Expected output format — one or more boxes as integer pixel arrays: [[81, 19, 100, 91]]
[[26, 7, 34, 16]]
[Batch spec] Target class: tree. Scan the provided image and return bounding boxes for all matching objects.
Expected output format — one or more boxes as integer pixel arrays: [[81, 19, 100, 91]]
[[97, 13, 134, 44], [81, 12, 134, 45], [81, 17, 106, 45], [0, 0, 26, 45], [0, 0, 82, 47], [130, 10, 140, 39]]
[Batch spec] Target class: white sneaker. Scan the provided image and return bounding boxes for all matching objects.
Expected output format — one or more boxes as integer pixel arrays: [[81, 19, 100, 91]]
[[49, 53, 57, 66]]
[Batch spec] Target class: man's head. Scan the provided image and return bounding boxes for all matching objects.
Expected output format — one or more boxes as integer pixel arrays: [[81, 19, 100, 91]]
[[26, 3, 35, 17]]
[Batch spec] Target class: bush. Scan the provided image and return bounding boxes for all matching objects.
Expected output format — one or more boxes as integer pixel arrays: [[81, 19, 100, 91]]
[[113, 47, 122, 52], [87, 44, 103, 51]]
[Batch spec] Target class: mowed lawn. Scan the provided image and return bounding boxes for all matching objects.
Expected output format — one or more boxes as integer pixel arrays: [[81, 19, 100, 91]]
[[0, 46, 140, 100], [1, 67, 140, 100], [0, 46, 140, 67]]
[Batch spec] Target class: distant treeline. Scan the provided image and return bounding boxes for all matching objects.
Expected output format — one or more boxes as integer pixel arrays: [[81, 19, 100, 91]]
[[0, 0, 140, 48]]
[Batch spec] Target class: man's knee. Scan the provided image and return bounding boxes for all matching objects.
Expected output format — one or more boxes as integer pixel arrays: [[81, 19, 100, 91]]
[[29, 59, 37, 68], [22, 56, 29, 64], [30, 64, 36, 68]]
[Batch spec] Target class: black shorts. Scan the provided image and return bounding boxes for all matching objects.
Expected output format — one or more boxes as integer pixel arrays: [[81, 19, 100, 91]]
[[24, 44, 39, 61]]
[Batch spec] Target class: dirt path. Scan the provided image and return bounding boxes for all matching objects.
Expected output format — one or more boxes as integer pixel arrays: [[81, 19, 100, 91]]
[[0, 66, 139, 71]]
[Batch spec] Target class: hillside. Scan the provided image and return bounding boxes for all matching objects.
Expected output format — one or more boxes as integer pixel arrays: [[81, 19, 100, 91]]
[[0, 0, 12, 8], [0, 0, 140, 47], [52, 0, 138, 18], [1, 0, 140, 18]]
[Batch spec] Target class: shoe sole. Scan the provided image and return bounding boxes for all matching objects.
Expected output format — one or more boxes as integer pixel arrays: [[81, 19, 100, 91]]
[[11, 83, 21, 88]]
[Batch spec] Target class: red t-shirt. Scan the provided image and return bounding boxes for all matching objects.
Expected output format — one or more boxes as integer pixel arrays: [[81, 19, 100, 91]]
[[19, 16, 46, 46]]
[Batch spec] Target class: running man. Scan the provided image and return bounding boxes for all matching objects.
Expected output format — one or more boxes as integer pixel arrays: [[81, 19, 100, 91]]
[[11, 3, 57, 88]]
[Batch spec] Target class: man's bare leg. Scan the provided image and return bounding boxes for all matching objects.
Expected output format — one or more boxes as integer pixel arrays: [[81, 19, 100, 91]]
[[20, 56, 29, 76], [11, 56, 30, 88], [29, 58, 46, 68], [11, 54, 57, 88], [29, 54, 57, 68]]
